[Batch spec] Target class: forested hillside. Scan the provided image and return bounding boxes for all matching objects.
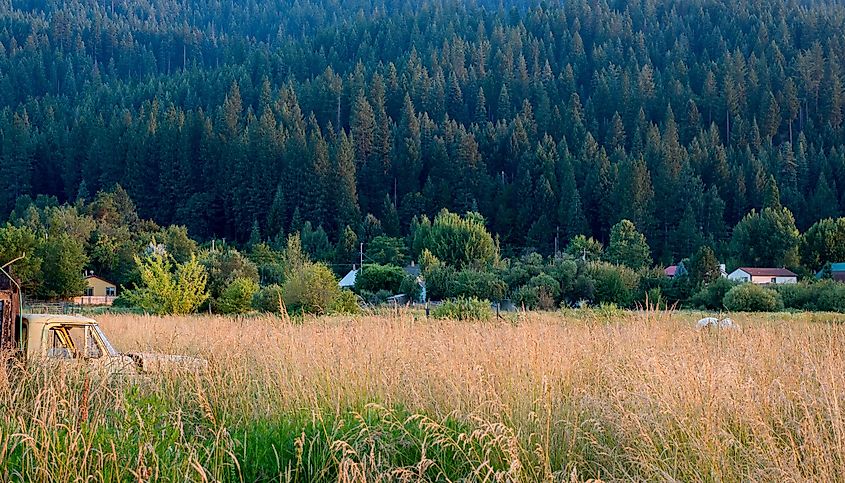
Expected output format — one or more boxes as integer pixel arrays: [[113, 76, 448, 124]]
[[1, 0, 844, 263]]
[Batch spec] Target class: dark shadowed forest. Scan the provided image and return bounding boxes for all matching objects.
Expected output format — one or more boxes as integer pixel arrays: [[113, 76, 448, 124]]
[[1, 0, 844, 265]]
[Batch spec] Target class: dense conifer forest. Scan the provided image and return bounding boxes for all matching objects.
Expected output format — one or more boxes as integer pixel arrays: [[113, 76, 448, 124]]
[[1, 0, 845, 265]]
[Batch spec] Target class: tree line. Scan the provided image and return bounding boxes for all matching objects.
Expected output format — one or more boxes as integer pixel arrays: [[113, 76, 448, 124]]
[[0, 186, 844, 314], [1, 0, 845, 265]]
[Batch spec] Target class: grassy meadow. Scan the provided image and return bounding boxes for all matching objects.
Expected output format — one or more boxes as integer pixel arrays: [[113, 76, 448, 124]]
[[1, 309, 845, 481]]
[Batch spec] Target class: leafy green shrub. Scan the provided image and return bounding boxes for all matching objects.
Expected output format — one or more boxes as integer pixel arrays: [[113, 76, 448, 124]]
[[585, 262, 639, 307], [544, 258, 578, 295], [815, 281, 845, 312], [566, 235, 604, 261], [512, 285, 539, 309], [431, 297, 493, 321], [412, 210, 499, 268], [423, 265, 457, 300], [216, 277, 259, 314], [644, 287, 665, 308], [498, 262, 532, 291], [723, 283, 784, 312], [528, 273, 560, 300], [638, 267, 676, 304], [425, 265, 507, 301], [329, 289, 361, 314], [252, 284, 285, 313], [777, 280, 845, 312], [199, 248, 260, 301], [365, 236, 408, 266], [570, 275, 596, 303], [355, 264, 406, 294], [399, 275, 423, 302], [594, 302, 624, 318], [776, 283, 813, 310], [249, 243, 286, 286], [689, 277, 738, 309], [283, 262, 346, 315], [451, 269, 507, 301], [605, 219, 651, 269], [123, 252, 209, 315]]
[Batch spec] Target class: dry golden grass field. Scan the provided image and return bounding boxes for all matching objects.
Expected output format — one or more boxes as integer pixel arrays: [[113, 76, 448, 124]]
[[2, 309, 845, 481]]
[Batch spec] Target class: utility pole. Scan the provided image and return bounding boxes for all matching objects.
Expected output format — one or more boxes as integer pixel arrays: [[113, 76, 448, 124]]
[[359, 242, 364, 272], [555, 226, 560, 259]]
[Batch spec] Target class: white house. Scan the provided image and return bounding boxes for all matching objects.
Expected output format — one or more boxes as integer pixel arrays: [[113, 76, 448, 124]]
[[727, 267, 798, 285], [338, 269, 358, 288]]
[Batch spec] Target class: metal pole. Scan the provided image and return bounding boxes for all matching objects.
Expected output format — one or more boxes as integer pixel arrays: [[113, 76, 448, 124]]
[[0, 256, 24, 351]]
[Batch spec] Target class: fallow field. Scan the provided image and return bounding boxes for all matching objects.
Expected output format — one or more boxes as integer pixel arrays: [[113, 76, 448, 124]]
[[1, 310, 845, 481]]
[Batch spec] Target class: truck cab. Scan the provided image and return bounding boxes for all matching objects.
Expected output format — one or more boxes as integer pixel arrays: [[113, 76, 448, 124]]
[[15, 314, 207, 374], [21, 314, 125, 364], [1, 273, 205, 374]]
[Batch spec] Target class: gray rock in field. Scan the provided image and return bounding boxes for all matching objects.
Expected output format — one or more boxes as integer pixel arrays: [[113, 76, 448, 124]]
[[696, 317, 719, 330], [696, 316, 740, 331]]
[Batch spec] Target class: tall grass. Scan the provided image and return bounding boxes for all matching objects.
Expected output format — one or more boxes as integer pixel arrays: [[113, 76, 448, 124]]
[[1, 309, 844, 481]]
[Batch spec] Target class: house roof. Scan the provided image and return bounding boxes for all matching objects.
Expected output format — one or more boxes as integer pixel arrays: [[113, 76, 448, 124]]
[[338, 269, 358, 288], [403, 264, 421, 278], [735, 267, 797, 277], [85, 274, 116, 286], [664, 265, 677, 277], [831, 263, 845, 272]]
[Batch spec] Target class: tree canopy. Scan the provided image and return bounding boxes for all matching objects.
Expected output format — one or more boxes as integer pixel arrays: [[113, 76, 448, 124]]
[[0, 0, 844, 264]]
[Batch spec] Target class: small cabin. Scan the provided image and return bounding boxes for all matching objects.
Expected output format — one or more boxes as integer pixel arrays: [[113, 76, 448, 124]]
[[816, 262, 845, 282], [831, 263, 845, 282], [74, 275, 117, 305], [727, 267, 798, 285]]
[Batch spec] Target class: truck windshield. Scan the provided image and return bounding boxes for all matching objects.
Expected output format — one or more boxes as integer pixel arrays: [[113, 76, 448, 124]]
[[92, 324, 119, 357]]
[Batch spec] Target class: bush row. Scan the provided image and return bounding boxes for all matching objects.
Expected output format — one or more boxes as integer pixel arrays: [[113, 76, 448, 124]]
[[692, 279, 845, 312], [416, 252, 845, 314]]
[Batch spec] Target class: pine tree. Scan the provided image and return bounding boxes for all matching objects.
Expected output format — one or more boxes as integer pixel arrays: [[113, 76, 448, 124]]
[[267, 184, 288, 241], [684, 99, 701, 143], [497, 84, 511, 120], [609, 111, 626, 150], [0, 111, 34, 215], [247, 218, 262, 248], [783, 77, 800, 144], [302, 129, 329, 226], [394, 95, 422, 198], [763, 91, 781, 140], [334, 225, 359, 271], [475, 87, 488, 124], [331, 130, 361, 233], [763, 175, 782, 210], [808, 172, 839, 220], [352, 93, 383, 215], [381, 195, 401, 237], [672, 203, 704, 259]]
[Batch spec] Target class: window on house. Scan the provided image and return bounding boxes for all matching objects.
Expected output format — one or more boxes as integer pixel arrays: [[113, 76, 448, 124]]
[[84, 287, 94, 296], [771, 277, 776, 284], [105, 287, 116, 297]]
